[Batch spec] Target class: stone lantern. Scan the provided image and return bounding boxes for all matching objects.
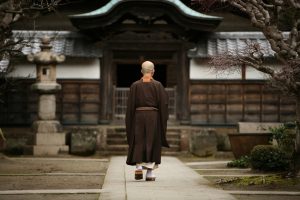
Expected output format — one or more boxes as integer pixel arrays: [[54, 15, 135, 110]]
[[27, 36, 69, 155]]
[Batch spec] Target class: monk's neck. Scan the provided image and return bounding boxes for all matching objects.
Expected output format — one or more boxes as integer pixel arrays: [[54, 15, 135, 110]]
[[142, 74, 153, 82]]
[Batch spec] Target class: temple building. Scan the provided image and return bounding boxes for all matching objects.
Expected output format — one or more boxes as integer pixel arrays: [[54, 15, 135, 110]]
[[0, 0, 296, 128]]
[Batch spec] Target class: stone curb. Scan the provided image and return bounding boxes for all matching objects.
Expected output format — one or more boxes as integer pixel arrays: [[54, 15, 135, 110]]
[[202, 174, 276, 177], [0, 189, 102, 195], [0, 172, 105, 176], [227, 191, 300, 196]]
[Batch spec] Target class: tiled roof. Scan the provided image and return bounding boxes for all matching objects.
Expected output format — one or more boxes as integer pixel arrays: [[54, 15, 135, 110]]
[[1, 30, 279, 71], [188, 32, 278, 58], [12, 30, 102, 57]]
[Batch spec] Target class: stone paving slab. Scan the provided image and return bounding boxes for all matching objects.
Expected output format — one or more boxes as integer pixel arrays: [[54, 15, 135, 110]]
[[185, 161, 230, 166], [99, 156, 237, 200]]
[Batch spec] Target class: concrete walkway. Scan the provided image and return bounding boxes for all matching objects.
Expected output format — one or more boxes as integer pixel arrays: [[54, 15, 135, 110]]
[[99, 156, 237, 200]]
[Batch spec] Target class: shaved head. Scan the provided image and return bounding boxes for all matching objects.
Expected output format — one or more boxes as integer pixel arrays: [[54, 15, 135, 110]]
[[141, 61, 155, 74]]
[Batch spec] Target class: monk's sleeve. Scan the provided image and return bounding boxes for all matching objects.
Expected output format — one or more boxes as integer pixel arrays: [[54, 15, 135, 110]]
[[125, 84, 136, 145], [158, 83, 169, 147]]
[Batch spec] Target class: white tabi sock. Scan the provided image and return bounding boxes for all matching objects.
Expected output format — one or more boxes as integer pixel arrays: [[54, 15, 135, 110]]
[[136, 164, 142, 170], [146, 169, 155, 178]]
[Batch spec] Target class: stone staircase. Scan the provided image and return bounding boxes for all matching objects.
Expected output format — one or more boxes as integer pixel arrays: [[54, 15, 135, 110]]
[[105, 127, 181, 155]]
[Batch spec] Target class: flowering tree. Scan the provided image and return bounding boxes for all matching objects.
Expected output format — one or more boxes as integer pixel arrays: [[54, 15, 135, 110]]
[[194, 0, 300, 152], [0, 0, 77, 64], [0, 0, 77, 103]]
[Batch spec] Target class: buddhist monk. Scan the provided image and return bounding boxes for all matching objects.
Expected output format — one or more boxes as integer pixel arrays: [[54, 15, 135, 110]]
[[126, 60, 169, 181]]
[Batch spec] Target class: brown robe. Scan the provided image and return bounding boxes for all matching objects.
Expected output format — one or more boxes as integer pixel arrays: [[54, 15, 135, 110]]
[[126, 79, 169, 166]]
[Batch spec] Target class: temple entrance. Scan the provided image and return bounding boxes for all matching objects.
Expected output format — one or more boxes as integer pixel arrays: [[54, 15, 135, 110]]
[[116, 63, 167, 87], [113, 62, 175, 121]]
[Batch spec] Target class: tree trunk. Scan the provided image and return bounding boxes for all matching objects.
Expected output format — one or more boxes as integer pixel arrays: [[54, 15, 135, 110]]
[[296, 96, 300, 154], [295, 96, 300, 175]]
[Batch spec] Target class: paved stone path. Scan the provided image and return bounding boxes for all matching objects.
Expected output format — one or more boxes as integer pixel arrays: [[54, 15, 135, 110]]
[[99, 156, 237, 200]]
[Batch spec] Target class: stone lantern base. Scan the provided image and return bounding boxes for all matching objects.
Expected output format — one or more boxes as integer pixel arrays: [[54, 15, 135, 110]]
[[26, 120, 69, 156]]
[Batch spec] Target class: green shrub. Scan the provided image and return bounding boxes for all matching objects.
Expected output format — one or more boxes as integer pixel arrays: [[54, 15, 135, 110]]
[[250, 145, 290, 171], [269, 124, 295, 157], [227, 156, 250, 168]]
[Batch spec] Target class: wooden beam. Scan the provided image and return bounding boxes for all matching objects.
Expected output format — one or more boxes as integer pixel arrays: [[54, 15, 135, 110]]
[[99, 49, 113, 124]]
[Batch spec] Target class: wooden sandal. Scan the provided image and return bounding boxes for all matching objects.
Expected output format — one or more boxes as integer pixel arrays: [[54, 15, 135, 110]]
[[145, 177, 156, 181], [135, 170, 143, 180]]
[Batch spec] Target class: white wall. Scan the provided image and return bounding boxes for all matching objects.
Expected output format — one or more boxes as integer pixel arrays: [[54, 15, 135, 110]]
[[246, 67, 269, 80], [189, 59, 241, 80], [8, 63, 36, 78], [190, 58, 278, 80], [8, 58, 100, 79]]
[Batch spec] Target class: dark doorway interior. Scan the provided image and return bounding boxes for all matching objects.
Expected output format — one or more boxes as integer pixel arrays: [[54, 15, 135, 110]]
[[116, 64, 167, 87]]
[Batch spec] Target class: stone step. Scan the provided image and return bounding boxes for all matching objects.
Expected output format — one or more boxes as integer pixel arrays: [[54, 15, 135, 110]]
[[162, 151, 181, 156], [107, 144, 128, 152], [107, 133, 180, 140], [166, 133, 181, 139], [105, 128, 181, 154], [162, 144, 180, 152], [107, 138, 128, 145], [166, 138, 181, 144], [100, 151, 127, 156], [114, 128, 126, 133], [107, 133, 126, 139], [107, 133, 180, 139], [106, 137, 180, 144], [102, 151, 182, 156], [166, 131, 181, 135], [107, 144, 180, 152]]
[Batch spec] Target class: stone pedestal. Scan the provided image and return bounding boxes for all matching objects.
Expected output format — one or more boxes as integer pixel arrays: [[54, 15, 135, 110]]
[[31, 120, 69, 156], [26, 36, 68, 156], [33, 131, 69, 155]]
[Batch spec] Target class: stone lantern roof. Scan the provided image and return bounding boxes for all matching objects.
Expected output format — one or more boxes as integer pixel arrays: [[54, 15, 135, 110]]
[[27, 36, 65, 65]]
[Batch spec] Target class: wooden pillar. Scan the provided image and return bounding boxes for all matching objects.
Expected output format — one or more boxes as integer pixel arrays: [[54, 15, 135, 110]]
[[99, 49, 113, 124], [177, 45, 190, 124]]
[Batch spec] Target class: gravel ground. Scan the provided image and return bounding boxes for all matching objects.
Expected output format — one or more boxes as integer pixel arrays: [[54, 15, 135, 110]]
[[0, 155, 108, 200], [204, 176, 300, 191], [0, 157, 108, 174], [181, 154, 300, 200], [0, 176, 105, 190]]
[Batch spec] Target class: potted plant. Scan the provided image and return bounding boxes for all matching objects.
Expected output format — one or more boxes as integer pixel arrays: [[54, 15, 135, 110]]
[[228, 122, 281, 159]]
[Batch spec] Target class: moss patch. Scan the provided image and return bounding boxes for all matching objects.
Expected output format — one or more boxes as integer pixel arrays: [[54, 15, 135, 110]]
[[212, 175, 300, 191]]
